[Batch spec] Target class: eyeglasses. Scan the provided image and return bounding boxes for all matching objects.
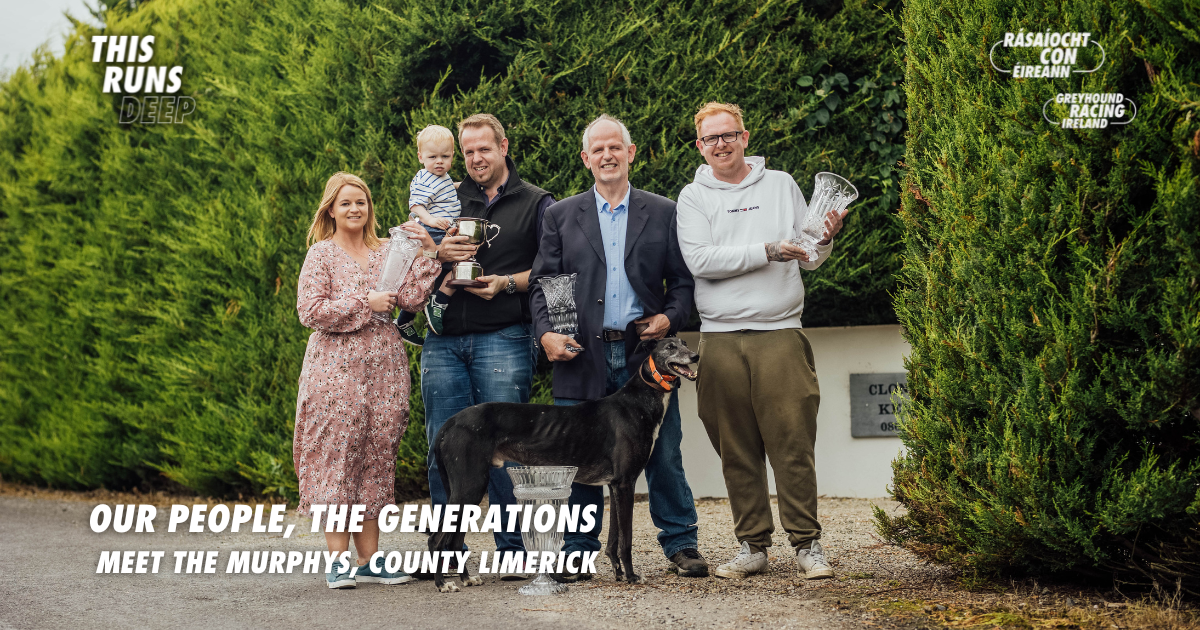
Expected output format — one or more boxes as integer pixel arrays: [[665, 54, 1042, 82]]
[[698, 131, 744, 146]]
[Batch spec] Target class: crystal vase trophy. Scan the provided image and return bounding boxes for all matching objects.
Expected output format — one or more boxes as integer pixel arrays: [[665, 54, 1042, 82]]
[[507, 466, 578, 595], [790, 172, 858, 262], [538, 273, 583, 353], [371, 226, 422, 323], [446, 218, 501, 288]]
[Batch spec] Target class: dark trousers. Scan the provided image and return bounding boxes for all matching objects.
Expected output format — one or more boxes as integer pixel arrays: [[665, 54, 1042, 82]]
[[554, 340, 699, 558]]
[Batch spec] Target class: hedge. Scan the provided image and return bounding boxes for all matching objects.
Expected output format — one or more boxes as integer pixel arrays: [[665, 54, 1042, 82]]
[[0, 0, 904, 498], [877, 0, 1200, 592]]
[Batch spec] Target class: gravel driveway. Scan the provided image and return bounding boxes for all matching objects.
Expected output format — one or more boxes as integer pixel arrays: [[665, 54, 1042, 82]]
[[0, 489, 942, 629]]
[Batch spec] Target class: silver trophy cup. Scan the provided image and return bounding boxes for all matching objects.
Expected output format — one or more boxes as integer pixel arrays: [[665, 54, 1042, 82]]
[[791, 172, 858, 262], [446, 217, 501, 288], [371, 226, 421, 323], [539, 273, 583, 353], [507, 466, 578, 595]]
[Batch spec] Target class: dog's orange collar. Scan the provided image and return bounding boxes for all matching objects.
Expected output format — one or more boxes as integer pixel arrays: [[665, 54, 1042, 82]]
[[642, 355, 677, 392]]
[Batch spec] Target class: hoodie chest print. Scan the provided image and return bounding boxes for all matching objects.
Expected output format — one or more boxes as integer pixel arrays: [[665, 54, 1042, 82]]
[[725, 205, 761, 213]]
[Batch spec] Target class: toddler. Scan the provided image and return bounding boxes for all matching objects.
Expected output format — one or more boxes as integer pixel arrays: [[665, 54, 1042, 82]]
[[395, 125, 460, 345]]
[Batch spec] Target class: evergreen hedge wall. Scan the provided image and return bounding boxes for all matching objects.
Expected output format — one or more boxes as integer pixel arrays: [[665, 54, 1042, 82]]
[[0, 0, 903, 498], [878, 0, 1200, 591]]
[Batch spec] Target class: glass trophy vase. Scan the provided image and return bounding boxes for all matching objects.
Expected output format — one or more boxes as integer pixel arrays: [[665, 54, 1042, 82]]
[[790, 172, 858, 263], [538, 274, 582, 353], [506, 466, 578, 595], [371, 226, 420, 323]]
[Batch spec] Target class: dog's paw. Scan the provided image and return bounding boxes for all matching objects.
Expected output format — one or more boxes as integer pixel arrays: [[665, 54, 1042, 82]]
[[463, 576, 483, 587], [628, 574, 645, 585], [437, 582, 461, 593]]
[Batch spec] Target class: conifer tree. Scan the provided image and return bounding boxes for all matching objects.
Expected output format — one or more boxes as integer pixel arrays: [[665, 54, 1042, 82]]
[[879, 0, 1200, 592]]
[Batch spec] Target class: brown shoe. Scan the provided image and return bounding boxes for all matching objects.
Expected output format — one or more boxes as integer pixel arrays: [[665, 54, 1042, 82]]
[[668, 548, 710, 577]]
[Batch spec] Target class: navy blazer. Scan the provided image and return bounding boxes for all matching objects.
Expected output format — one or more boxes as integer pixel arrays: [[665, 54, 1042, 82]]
[[530, 186, 695, 400]]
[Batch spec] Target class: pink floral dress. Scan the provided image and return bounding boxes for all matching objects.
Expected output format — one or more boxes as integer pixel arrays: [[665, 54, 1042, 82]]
[[294, 238, 439, 519]]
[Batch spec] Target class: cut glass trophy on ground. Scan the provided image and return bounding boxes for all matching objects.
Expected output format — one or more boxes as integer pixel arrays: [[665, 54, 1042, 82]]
[[790, 172, 858, 263], [507, 466, 578, 595], [539, 273, 583, 353], [371, 226, 421, 323]]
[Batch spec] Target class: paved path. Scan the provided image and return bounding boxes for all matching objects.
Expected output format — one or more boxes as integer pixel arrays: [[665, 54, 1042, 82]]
[[0, 494, 907, 629]]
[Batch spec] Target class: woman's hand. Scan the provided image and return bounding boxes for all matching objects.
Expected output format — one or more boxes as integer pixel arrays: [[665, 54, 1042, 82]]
[[401, 220, 437, 255], [367, 290, 398, 313]]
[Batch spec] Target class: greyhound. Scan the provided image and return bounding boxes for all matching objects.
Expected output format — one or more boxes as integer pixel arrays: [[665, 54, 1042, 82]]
[[426, 337, 699, 592]]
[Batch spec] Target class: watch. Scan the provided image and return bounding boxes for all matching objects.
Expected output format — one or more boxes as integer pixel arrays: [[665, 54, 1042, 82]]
[[505, 274, 517, 294], [422, 247, 437, 259]]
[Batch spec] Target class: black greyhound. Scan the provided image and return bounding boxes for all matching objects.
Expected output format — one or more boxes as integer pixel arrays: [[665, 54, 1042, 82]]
[[427, 337, 699, 592]]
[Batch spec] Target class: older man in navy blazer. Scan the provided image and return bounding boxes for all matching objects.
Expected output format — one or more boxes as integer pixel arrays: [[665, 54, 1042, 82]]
[[529, 114, 707, 579]]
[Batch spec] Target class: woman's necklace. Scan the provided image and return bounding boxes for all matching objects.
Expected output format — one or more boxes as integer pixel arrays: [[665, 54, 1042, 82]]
[[333, 235, 372, 273]]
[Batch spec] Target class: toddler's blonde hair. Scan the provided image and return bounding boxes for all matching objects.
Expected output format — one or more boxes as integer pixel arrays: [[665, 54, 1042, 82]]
[[416, 125, 456, 155]]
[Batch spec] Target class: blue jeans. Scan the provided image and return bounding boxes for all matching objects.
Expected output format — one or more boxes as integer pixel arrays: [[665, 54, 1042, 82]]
[[555, 340, 699, 558], [423, 225, 447, 244], [422, 323, 535, 552]]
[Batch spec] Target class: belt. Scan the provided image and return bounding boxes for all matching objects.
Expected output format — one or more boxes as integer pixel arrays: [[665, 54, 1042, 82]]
[[602, 329, 625, 342]]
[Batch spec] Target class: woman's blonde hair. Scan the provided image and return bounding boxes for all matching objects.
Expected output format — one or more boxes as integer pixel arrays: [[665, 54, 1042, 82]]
[[306, 172, 381, 249]]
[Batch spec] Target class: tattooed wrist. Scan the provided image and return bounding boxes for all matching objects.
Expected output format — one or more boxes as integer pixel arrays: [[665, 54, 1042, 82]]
[[765, 241, 785, 262]]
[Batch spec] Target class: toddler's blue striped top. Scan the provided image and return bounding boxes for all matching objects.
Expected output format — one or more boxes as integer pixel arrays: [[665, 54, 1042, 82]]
[[408, 169, 461, 222]]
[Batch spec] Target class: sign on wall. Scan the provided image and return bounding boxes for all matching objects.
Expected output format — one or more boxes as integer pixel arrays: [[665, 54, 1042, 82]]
[[849, 373, 908, 438]]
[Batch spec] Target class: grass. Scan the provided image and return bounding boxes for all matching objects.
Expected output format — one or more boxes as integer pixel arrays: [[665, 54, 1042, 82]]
[[842, 571, 876, 580], [861, 580, 1200, 630]]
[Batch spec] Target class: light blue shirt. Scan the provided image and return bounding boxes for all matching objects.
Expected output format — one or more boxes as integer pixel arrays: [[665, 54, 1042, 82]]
[[595, 185, 644, 331]]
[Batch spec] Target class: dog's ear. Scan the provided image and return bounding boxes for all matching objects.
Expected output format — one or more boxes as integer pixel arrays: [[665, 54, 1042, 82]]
[[634, 338, 658, 355]]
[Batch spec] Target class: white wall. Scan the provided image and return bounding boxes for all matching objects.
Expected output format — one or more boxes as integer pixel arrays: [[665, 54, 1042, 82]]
[[633, 325, 909, 499]]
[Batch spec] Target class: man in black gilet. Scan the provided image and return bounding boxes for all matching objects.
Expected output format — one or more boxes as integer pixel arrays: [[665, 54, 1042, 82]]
[[421, 114, 555, 559]]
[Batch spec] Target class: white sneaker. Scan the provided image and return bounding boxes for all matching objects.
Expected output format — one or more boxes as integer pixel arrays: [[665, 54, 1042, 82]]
[[713, 541, 767, 579], [796, 541, 834, 579]]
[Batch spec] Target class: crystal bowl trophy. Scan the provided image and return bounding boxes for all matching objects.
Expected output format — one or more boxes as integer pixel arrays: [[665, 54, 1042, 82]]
[[446, 218, 501, 288], [507, 466, 578, 595], [371, 226, 421, 323], [539, 273, 583, 353], [790, 172, 858, 263]]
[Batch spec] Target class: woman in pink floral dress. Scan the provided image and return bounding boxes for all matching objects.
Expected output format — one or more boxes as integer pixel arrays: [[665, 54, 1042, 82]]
[[294, 172, 440, 588]]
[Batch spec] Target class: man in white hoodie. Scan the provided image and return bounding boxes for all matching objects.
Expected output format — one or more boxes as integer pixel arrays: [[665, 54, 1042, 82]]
[[676, 102, 847, 580]]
